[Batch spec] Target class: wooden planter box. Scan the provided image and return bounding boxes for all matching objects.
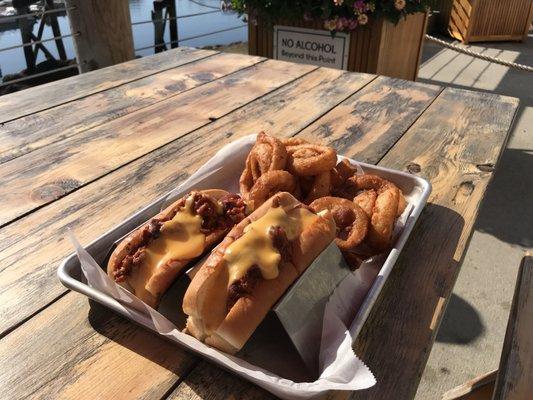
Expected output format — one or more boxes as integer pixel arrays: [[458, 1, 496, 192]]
[[248, 12, 428, 81], [427, 0, 454, 33], [449, 0, 533, 43]]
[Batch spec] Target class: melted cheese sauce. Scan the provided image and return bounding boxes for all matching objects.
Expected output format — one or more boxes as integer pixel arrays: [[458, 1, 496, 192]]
[[223, 206, 318, 283], [129, 196, 206, 298]]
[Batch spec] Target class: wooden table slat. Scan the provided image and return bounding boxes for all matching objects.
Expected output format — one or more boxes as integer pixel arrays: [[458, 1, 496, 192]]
[[0, 52, 265, 164], [0, 294, 198, 400], [296, 76, 443, 164], [0, 67, 374, 337], [0, 47, 216, 124], [351, 87, 518, 400], [0, 59, 316, 226]]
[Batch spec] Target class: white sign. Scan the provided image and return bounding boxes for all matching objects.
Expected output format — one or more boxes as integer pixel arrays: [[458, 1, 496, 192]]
[[273, 25, 350, 70]]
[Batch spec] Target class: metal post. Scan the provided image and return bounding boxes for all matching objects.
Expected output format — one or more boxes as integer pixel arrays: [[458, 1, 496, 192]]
[[152, 1, 167, 53], [168, 0, 179, 48], [16, 6, 36, 71], [45, 0, 67, 61]]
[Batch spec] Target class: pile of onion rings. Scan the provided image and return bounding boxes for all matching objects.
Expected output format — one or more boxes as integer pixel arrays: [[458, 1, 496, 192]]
[[239, 132, 408, 267]]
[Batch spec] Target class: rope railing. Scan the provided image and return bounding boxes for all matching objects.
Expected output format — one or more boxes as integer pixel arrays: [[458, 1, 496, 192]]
[[131, 9, 221, 26], [425, 34, 533, 73], [0, 63, 79, 88], [0, 32, 79, 53], [134, 24, 246, 52], [0, 7, 76, 23]]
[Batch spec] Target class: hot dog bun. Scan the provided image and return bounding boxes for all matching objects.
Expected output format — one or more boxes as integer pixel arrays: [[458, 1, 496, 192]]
[[183, 192, 336, 353], [107, 189, 245, 307]]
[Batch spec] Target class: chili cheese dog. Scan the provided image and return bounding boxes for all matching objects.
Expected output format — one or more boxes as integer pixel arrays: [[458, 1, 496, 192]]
[[183, 192, 336, 353], [107, 189, 248, 307]]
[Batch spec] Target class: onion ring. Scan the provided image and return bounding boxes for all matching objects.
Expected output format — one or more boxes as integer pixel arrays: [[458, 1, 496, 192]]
[[287, 144, 337, 176], [239, 132, 288, 195], [304, 171, 331, 204], [348, 174, 401, 250], [353, 189, 377, 218], [309, 196, 369, 251], [330, 160, 359, 198], [397, 192, 407, 217], [282, 137, 309, 148], [247, 170, 297, 208]]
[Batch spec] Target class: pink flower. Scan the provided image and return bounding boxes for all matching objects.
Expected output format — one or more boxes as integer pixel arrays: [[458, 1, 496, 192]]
[[348, 19, 358, 30], [354, 0, 365, 11], [338, 16, 349, 28]]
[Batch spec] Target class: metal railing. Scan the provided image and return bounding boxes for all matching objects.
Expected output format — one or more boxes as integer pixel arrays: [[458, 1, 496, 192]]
[[0, 3, 246, 90], [0, 33, 79, 53], [131, 9, 221, 26], [134, 24, 247, 52], [0, 6, 76, 23]]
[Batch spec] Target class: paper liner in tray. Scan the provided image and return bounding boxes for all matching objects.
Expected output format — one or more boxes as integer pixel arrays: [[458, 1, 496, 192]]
[[65, 135, 427, 399]]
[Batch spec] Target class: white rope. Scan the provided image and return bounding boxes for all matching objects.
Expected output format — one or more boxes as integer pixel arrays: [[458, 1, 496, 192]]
[[425, 34, 533, 73]]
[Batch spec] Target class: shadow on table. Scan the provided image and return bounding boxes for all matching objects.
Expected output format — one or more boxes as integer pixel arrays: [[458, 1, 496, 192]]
[[436, 293, 485, 344], [352, 203, 467, 399], [87, 299, 197, 374], [474, 147, 533, 250], [182, 362, 275, 400]]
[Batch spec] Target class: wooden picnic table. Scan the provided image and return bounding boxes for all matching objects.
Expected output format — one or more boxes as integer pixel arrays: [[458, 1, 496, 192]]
[[0, 47, 519, 400]]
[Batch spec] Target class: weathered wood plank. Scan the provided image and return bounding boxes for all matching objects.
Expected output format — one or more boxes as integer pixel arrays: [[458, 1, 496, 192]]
[[0, 68, 375, 336], [442, 370, 497, 400], [165, 362, 275, 400], [0, 68, 376, 400], [0, 47, 216, 124], [492, 256, 533, 400], [351, 88, 518, 400], [0, 59, 316, 226], [0, 293, 198, 400], [297, 76, 442, 164], [0, 52, 264, 164]]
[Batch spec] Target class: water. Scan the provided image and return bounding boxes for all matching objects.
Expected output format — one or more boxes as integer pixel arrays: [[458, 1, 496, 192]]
[[0, 0, 247, 77]]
